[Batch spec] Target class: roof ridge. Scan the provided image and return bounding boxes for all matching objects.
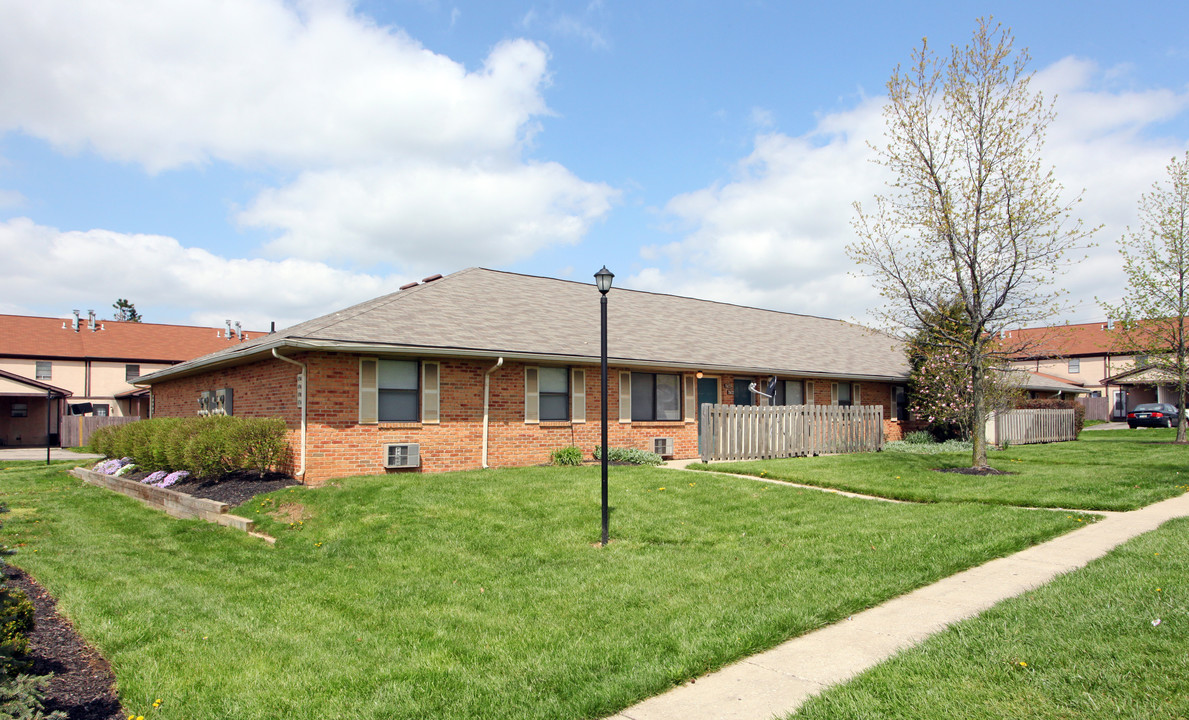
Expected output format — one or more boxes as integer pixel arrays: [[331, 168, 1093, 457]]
[[473, 267, 866, 327]]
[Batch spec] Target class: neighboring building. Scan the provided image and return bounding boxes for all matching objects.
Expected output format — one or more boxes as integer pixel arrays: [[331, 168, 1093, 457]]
[[0, 311, 259, 447], [135, 268, 912, 484], [1005, 320, 1189, 418]]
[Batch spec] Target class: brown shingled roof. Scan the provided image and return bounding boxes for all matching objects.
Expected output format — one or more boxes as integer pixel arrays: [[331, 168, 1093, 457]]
[[0, 315, 263, 363], [139, 268, 909, 383]]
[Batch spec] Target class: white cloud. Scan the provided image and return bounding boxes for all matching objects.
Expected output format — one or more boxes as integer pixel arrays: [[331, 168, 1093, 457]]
[[0, 0, 614, 273], [0, 189, 23, 208], [0, 217, 399, 329], [242, 160, 616, 271], [634, 58, 1189, 327]]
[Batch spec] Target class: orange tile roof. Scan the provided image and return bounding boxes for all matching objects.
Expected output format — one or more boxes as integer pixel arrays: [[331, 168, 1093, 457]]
[[1005, 322, 1138, 359], [0, 314, 265, 363]]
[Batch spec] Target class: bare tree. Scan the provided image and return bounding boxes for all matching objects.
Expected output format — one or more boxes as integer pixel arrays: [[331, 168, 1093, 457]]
[[849, 18, 1092, 468], [1101, 152, 1189, 443]]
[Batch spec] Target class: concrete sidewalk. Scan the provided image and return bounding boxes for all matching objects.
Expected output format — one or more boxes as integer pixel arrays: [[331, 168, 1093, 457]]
[[608, 488, 1189, 720], [0, 447, 102, 462]]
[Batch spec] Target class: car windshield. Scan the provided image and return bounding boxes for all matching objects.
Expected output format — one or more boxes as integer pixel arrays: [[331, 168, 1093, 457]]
[[1134, 404, 1165, 412]]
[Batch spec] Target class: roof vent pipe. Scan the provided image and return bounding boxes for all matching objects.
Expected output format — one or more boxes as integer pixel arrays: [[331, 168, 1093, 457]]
[[235, 321, 242, 340], [88, 309, 96, 331], [482, 357, 505, 468], [72, 310, 80, 332]]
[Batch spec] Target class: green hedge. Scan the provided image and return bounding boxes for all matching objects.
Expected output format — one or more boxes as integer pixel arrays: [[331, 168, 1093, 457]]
[[90, 416, 291, 480]]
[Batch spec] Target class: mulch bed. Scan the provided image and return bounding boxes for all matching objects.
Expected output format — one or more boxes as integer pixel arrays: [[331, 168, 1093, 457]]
[[121, 468, 299, 507], [3, 565, 124, 720], [935, 466, 1014, 476], [2, 467, 299, 717]]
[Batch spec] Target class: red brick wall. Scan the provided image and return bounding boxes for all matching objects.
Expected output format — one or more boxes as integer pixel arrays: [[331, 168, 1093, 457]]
[[151, 352, 907, 485]]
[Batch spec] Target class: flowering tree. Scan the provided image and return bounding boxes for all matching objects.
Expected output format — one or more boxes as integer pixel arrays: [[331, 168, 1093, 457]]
[[849, 19, 1091, 467], [1101, 152, 1189, 444]]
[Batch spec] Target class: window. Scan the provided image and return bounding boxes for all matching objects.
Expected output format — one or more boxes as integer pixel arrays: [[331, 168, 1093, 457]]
[[93, 404, 109, 417], [891, 385, 909, 421], [834, 382, 854, 406], [773, 380, 805, 405], [11, 403, 27, 418], [631, 372, 681, 421], [538, 367, 570, 421], [35, 361, 51, 380], [733, 378, 754, 406], [1067, 358, 1080, 374], [125, 364, 140, 382], [378, 359, 419, 422], [1135, 355, 1149, 367]]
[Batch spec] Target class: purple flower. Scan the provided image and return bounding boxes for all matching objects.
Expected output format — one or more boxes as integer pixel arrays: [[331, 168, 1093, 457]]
[[142, 471, 168, 485], [157, 470, 190, 488], [93, 457, 133, 475]]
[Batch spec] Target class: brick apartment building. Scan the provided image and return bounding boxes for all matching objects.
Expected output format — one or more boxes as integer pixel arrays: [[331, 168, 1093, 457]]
[[136, 268, 911, 484]]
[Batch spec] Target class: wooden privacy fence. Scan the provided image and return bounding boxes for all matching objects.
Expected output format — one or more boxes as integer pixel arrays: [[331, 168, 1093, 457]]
[[986, 408, 1076, 447], [60, 415, 138, 448], [699, 403, 884, 462], [1077, 396, 1111, 422]]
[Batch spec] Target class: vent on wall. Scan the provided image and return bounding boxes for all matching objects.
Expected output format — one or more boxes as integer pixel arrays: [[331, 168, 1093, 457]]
[[652, 437, 675, 458], [384, 443, 420, 469]]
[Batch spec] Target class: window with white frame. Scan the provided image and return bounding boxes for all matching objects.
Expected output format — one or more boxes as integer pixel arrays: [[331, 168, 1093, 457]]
[[378, 359, 419, 422], [631, 372, 681, 421], [538, 367, 570, 421], [835, 382, 854, 406], [1067, 358, 1080, 374], [35, 361, 51, 380], [125, 364, 140, 382]]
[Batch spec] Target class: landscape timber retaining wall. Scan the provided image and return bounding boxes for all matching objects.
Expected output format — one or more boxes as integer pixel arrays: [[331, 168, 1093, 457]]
[[70, 466, 270, 541]]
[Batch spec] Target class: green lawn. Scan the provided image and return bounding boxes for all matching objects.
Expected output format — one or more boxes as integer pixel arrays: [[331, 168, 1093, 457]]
[[0, 461, 1084, 720], [791, 516, 1189, 719], [697, 429, 1189, 511]]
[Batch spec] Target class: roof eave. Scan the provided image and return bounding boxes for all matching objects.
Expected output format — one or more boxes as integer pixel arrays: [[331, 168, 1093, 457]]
[[134, 337, 909, 385]]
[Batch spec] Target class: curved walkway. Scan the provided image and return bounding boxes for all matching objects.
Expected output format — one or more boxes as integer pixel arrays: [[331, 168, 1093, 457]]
[[606, 465, 1189, 720]]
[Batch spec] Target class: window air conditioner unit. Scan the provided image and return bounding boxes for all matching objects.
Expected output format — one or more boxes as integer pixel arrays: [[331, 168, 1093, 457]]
[[384, 443, 420, 469], [652, 437, 675, 458]]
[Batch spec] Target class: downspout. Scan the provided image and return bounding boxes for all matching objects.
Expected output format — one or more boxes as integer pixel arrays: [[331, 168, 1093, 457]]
[[482, 357, 505, 468], [272, 349, 307, 483]]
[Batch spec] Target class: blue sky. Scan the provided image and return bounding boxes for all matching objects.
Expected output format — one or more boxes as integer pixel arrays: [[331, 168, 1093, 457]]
[[1, 0, 1187, 330]]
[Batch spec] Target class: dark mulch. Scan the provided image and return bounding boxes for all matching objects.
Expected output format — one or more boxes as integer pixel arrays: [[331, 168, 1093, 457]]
[[121, 468, 298, 507], [936, 466, 1014, 476], [168, 469, 298, 506], [3, 566, 124, 720]]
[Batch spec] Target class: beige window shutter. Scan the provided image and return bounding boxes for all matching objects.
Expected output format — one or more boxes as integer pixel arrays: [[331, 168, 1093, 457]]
[[359, 358, 379, 424], [890, 385, 897, 417], [853, 382, 861, 406], [422, 361, 440, 424], [618, 371, 632, 423], [683, 375, 697, 422], [525, 366, 540, 424], [571, 368, 586, 423], [830, 382, 838, 405], [806, 380, 815, 405]]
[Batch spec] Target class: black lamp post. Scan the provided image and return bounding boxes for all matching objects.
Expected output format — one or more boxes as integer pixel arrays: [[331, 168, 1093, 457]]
[[595, 266, 614, 546]]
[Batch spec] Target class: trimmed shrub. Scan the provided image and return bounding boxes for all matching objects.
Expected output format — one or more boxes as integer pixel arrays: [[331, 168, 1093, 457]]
[[1015, 398, 1086, 435], [592, 446, 664, 466], [93, 416, 291, 480], [550, 446, 584, 466], [227, 418, 290, 474]]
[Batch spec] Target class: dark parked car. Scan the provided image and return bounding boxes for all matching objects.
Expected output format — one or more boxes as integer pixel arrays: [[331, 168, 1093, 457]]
[[1127, 403, 1181, 429]]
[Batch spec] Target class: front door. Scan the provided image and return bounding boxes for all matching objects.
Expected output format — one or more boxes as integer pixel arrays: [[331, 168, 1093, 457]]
[[697, 377, 719, 454]]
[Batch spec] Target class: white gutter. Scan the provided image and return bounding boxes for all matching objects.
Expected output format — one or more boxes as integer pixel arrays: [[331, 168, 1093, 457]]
[[481, 357, 504, 468], [271, 349, 307, 483]]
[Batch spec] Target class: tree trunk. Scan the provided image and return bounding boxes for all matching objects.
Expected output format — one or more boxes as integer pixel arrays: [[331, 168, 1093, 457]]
[[971, 357, 989, 468], [1178, 377, 1187, 444]]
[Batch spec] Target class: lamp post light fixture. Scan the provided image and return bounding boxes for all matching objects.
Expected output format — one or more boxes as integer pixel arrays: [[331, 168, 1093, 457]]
[[595, 265, 614, 546]]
